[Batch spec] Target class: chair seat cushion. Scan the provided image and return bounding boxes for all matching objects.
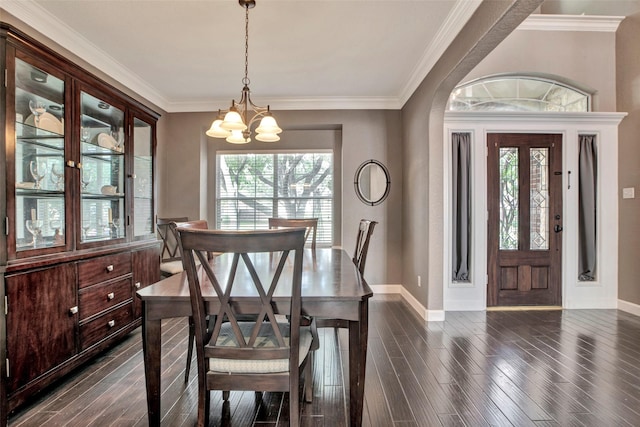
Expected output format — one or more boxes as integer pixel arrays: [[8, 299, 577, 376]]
[[160, 260, 184, 275], [207, 322, 313, 374]]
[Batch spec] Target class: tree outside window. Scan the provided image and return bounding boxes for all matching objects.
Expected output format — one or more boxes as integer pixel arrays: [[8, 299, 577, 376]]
[[217, 152, 333, 244]]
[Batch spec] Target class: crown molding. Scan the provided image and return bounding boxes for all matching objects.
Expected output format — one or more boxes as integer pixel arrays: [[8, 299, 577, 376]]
[[518, 14, 624, 32], [1, 0, 171, 111], [169, 96, 403, 113], [398, 0, 483, 106], [2, 2, 624, 114]]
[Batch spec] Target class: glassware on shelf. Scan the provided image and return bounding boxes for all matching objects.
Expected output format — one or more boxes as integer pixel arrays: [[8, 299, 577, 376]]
[[25, 219, 44, 247], [81, 219, 92, 240], [81, 127, 91, 142], [111, 129, 124, 152], [50, 163, 64, 191], [80, 168, 95, 191], [50, 219, 64, 244], [29, 160, 48, 190], [28, 100, 46, 126], [112, 218, 121, 238]]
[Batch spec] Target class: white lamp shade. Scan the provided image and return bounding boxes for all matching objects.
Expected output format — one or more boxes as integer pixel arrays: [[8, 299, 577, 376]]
[[255, 115, 282, 135], [226, 130, 250, 144], [255, 132, 280, 142], [221, 110, 247, 131], [205, 119, 232, 138]]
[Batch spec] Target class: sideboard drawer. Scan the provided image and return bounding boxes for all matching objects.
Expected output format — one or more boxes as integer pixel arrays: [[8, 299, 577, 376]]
[[79, 278, 132, 320], [77, 252, 132, 288], [80, 303, 133, 351]]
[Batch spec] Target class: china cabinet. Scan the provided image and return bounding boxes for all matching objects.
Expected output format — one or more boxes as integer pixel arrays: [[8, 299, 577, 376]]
[[0, 24, 161, 422]]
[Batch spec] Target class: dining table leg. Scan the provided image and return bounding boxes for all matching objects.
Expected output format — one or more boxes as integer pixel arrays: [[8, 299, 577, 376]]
[[142, 303, 162, 427], [349, 300, 369, 426]]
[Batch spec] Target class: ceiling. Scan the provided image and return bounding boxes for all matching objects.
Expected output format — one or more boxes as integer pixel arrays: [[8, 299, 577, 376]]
[[2, 0, 639, 113]]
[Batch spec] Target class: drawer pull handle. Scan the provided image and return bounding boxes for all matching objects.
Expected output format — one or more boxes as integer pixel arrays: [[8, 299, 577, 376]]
[[69, 306, 78, 315], [107, 320, 115, 328], [106, 265, 114, 272], [107, 292, 115, 300], [135, 282, 141, 289]]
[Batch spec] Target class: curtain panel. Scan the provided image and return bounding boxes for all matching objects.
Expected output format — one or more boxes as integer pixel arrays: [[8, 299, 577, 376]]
[[578, 134, 597, 281], [452, 132, 471, 281]]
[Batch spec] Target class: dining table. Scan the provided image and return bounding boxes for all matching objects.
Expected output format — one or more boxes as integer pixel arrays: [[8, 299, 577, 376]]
[[136, 247, 373, 426]]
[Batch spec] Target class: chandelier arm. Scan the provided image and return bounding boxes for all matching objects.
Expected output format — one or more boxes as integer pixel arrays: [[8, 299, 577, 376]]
[[246, 109, 271, 129]]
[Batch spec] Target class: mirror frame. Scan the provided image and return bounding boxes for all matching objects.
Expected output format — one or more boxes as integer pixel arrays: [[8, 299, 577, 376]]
[[354, 159, 391, 206]]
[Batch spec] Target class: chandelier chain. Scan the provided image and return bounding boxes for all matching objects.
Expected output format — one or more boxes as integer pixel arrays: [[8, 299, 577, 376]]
[[243, 3, 250, 86]]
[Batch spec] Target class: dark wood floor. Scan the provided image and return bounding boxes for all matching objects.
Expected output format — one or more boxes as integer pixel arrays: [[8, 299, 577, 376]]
[[9, 295, 640, 426]]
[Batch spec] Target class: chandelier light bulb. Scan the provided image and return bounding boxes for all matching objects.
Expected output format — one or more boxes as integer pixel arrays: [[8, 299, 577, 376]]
[[255, 115, 282, 135], [206, 119, 232, 138], [255, 132, 280, 142], [226, 129, 250, 144], [221, 109, 247, 131]]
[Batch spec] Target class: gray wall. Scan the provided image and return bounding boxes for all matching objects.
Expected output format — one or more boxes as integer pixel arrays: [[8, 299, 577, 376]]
[[401, 0, 542, 311], [157, 109, 403, 287], [617, 11, 640, 305], [463, 28, 617, 111]]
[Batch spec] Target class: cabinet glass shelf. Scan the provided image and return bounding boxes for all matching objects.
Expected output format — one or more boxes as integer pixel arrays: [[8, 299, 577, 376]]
[[14, 58, 66, 253], [79, 91, 125, 244]]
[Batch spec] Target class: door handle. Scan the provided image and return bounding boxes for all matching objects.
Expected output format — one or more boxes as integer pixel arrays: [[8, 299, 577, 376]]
[[554, 224, 563, 233]]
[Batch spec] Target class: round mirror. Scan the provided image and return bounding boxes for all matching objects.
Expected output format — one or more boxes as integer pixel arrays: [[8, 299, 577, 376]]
[[354, 160, 390, 206]]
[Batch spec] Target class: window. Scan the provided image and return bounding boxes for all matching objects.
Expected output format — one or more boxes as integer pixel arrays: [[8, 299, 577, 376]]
[[447, 76, 590, 112], [216, 152, 333, 245]]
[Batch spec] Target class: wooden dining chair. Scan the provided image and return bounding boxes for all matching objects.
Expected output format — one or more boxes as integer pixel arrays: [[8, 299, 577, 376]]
[[157, 216, 189, 278], [167, 219, 211, 383], [317, 219, 377, 329], [268, 217, 318, 252], [177, 227, 315, 427], [352, 219, 378, 275]]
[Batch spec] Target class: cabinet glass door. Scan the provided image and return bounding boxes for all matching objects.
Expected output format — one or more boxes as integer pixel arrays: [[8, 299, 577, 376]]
[[132, 116, 154, 238], [79, 91, 125, 244], [14, 57, 66, 252]]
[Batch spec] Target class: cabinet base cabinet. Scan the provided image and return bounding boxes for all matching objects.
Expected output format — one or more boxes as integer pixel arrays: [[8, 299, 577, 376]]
[[5, 263, 77, 393], [2, 242, 160, 418]]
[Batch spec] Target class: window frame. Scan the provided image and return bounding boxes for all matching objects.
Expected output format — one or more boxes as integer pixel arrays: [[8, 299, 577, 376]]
[[215, 150, 334, 245]]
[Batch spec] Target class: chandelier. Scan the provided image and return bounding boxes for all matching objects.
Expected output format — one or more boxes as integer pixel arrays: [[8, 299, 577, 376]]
[[206, 0, 282, 144]]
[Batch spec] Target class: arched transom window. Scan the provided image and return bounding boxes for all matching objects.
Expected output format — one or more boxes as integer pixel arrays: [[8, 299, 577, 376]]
[[447, 76, 590, 112]]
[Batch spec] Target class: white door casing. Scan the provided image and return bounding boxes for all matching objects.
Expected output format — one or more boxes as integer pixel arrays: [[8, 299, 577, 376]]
[[443, 112, 626, 311]]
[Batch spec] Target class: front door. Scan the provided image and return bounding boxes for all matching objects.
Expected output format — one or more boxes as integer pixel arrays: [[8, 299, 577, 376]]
[[487, 133, 563, 306]]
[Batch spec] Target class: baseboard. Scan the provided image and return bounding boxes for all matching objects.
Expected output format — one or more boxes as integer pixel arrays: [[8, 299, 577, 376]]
[[370, 284, 403, 294], [618, 299, 640, 317], [486, 306, 562, 311], [371, 284, 445, 322]]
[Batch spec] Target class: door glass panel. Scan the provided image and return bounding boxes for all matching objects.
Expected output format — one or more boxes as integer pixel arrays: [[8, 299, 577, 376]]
[[80, 92, 125, 242], [14, 58, 66, 251], [530, 148, 549, 250], [499, 147, 518, 250], [133, 117, 153, 237]]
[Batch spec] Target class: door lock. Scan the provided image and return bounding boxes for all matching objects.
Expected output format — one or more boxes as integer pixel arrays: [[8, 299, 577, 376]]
[[554, 224, 563, 233]]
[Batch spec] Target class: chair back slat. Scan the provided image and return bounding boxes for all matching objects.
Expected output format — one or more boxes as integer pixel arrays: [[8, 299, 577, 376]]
[[353, 219, 378, 275], [177, 228, 306, 363], [268, 218, 318, 251], [157, 216, 188, 262]]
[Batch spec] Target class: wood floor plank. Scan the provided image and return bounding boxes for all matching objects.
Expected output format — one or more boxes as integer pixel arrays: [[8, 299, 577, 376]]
[[9, 298, 640, 426]]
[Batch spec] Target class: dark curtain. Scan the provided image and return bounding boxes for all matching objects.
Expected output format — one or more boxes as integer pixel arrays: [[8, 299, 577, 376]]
[[578, 134, 597, 281], [452, 132, 471, 281]]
